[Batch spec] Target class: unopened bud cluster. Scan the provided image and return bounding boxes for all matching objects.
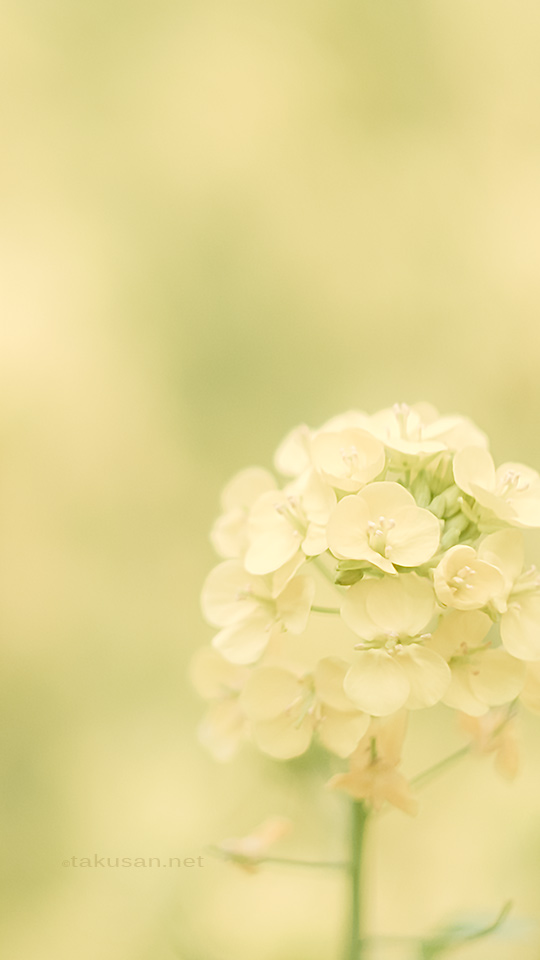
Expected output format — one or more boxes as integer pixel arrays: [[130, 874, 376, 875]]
[[193, 403, 540, 776]]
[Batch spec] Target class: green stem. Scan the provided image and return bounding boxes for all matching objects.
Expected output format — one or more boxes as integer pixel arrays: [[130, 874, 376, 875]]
[[346, 800, 369, 960], [411, 745, 470, 791], [410, 704, 517, 792], [311, 605, 341, 615], [207, 847, 346, 870], [311, 555, 343, 590], [262, 856, 346, 869]]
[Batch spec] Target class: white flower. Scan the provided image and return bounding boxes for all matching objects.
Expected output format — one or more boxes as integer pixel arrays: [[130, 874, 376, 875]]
[[327, 481, 440, 574], [426, 610, 526, 716], [433, 544, 505, 610], [340, 574, 449, 715], [201, 559, 315, 664], [477, 529, 540, 660], [210, 467, 276, 558], [453, 447, 540, 528], [240, 660, 369, 759], [244, 469, 336, 575]]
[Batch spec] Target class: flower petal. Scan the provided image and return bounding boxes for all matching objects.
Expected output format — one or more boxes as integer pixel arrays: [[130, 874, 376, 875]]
[[453, 447, 496, 497], [245, 528, 300, 576], [340, 579, 379, 641], [426, 609, 492, 661], [201, 560, 266, 626], [252, 714, 313, 759], [397, 644, 451, 709], [501, 594, 540, 660], [189, 647, 247, 699], [371, 710, 408, 767], [318, 709, 370, 757], [365, 573, 435, 638], [240, 667, 302, 721], [199, 700, 245, 762], [276, 575, 315, 634], [387, 506, 440, 567], [314, 657, 356, 711], [302, 521, 328, 557], [344, 650, 410, 716], [360, 480, 416, 516], [222, 466, 277, 512], [294, 467, 337, 524], [433, 546, 505, 611], [327, 495, 371, 560], [510, 495, 540, 528], [311, 428, 385, 492], [442, 663, 488, 716], [211, 508, 248, 559], [469, 648, 526, 705], [212, 611, 275, 664]]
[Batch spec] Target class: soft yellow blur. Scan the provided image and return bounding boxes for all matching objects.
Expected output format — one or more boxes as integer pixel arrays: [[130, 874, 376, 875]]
[[2, 2, 540, 957]]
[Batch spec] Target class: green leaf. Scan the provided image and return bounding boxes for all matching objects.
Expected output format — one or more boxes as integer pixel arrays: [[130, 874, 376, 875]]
[[418, 901, 512, 958]]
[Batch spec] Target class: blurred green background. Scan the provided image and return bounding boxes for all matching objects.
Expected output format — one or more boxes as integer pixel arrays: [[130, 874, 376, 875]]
[[2, 1, 540, 957]]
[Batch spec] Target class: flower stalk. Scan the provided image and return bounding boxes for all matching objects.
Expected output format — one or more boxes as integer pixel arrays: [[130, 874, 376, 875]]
[[346, 800, 369, 960]]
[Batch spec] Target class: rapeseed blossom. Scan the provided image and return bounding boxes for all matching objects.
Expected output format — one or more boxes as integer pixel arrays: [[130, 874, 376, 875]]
[[195, 403, 540, 807]]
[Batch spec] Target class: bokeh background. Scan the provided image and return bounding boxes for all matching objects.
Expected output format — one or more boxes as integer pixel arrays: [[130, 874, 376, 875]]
[[2, 1, 540, 958]]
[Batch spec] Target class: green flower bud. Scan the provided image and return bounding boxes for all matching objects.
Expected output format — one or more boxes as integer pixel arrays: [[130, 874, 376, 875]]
[[410, 472, 431, 508], [440, 511, 470, 550]]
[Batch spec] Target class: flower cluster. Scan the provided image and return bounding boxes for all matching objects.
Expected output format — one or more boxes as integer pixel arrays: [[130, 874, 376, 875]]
[[193, 403, 540, 790]]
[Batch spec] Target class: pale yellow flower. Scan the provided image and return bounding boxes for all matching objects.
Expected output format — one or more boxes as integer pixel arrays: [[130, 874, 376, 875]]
[[244, 469, 336, 575], [427, 610, 525, 716], [433, 544, 505, 611], [327, 711, 418, 815], [453, 447, 540, 528], [310, 427, 385, 492], [327, 481, 440, 575], [240, 660, 369, 759], [341, 574, 450, 715], [201, 559, 315, 664], [240, 666, 313, 758], [189, 648, 249, 761], [365, 403, 488, 458], [210, 466, 276, 558], [477, 529, 540, 660], [196, 403, 540, 769], [273, 414, 377, 481], [313, 657, 371, 756], [241, 660, 369, 760]]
